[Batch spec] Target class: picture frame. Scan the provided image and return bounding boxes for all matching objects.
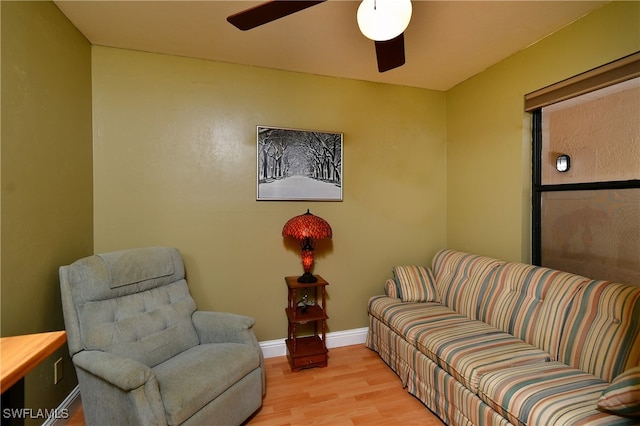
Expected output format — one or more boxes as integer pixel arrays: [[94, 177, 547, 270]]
[[257, 126, 343, 201]]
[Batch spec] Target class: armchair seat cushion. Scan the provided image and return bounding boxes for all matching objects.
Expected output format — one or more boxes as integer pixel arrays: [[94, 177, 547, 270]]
[[153, 342, 261, 425]]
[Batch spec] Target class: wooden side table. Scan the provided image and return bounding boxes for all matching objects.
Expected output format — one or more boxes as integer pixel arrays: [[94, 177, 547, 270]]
[[285, 275, 328, 371]]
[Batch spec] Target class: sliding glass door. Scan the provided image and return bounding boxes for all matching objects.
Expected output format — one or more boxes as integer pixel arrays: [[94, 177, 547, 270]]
[[531, 73, 640, 285]]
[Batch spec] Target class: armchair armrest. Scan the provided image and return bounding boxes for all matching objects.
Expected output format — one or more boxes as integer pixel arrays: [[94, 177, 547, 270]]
[[73, 350, 154, 392], [193, 311, 266, 396], [72, 350, 166, 425], [192, 311, 258, 346]]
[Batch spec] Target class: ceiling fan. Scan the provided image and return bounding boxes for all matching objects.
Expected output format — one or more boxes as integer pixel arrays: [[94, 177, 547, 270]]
[[227, 0, 413, 73]]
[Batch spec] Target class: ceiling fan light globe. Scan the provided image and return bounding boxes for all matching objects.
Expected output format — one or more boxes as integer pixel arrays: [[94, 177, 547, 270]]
[[357, 0, 412, 41]]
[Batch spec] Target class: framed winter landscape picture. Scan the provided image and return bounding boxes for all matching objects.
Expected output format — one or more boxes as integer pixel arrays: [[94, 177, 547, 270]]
[[257, 126, 343, 201]]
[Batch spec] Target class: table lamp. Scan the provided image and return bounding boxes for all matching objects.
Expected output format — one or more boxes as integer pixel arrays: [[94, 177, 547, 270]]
[[282, 209, 332, 283]]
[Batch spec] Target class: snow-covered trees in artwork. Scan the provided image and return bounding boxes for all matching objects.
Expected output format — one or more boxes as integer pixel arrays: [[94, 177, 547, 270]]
[[257, 126, 343, 201]]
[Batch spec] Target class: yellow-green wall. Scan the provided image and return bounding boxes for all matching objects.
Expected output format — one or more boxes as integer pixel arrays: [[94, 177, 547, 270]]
[[92, 47, 448, 341], [446, 0, 640, 263], [1, 0, 638, 417], [91, 1, 639, 343], [1, 0, 93, 421]]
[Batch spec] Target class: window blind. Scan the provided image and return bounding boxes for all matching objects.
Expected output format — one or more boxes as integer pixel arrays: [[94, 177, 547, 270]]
[[524, 51, 640, 112]]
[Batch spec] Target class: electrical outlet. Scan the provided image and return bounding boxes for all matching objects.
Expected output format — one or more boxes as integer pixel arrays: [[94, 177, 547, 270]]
[[54, 358, 63, 384]]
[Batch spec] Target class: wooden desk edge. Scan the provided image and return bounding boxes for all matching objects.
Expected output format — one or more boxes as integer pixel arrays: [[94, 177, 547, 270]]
[[1, 330, 67, 393]]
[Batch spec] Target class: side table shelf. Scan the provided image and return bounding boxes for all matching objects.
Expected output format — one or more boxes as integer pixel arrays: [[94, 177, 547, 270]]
[[285, 275, 329, 371]]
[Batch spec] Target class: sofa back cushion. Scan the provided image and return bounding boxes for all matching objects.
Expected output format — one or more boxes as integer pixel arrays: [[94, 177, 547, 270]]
[[481, 262, 591, 358], [558, 280, 640, 382], [432, 250, 503, 321], [431, 249, 640, 382]]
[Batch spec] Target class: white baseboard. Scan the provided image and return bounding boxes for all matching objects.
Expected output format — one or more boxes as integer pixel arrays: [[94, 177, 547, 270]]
[[55, 327, 370, 421], [259, 327, 369, 358], [45, 385, 80, 426]]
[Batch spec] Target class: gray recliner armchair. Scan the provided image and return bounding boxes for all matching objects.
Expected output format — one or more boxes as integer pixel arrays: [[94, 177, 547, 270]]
[[59, 247, 264, 425]]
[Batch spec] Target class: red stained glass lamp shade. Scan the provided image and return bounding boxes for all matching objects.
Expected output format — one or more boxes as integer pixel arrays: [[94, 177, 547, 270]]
[[282, 209, 332, 283]]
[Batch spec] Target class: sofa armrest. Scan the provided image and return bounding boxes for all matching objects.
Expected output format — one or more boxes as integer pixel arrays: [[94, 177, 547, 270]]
[[73, 350, 154, 392], [384, 278, 399, 298], [192, 311, 258, 346]]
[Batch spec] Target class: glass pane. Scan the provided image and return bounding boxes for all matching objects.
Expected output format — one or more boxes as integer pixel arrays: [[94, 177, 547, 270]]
[[541, 77, 640, 185], [541, 188, 640, 285]]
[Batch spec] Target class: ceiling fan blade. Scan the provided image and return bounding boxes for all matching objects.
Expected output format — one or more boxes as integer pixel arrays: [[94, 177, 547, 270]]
[[227, 0, 326, 31], [374, 33, 406, 73]]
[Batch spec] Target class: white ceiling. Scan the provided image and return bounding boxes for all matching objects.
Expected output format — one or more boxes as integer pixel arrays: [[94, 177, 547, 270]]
[[53, 0, 608, 91]]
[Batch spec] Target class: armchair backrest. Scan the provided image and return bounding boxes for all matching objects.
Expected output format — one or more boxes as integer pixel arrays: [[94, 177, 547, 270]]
[[60, 247, 200, 367]]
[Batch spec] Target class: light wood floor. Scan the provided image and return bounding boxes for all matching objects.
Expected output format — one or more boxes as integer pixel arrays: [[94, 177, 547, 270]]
[[68, 344, 444, 426]]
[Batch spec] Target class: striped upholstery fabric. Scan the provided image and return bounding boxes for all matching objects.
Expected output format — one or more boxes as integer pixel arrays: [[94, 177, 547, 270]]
[[478, 362, 635, 426], [366, 314, 415, 387], [383, 278, 398, 298], [368, 295, 458, 344], [393, 266, 439, 302], [558, 280, 640, 382], [368, 250, 640, 426], [414, 319, 551, 393], [369, 294, 551, 393], [432, 250, 504, 321], [597, 366, 640, 417], [409, 349, 513, 426], [482, 262, 591, 358], [368, 314, 512, 426]]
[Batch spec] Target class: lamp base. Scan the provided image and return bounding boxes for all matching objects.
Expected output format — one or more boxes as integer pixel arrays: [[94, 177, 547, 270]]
[[297, 272, 318, 283]]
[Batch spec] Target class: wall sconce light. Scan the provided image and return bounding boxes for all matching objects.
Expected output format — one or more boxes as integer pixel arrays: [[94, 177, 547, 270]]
[[282, 209, 332, 283], [556, 154, 571, 172]]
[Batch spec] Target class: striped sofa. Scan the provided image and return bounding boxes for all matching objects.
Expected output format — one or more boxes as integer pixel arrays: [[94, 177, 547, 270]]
[[366, 249, 640, 426]]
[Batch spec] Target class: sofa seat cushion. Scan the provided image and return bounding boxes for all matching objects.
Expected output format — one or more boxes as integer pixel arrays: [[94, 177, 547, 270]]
[[368, 296, 464, 344], [368, 296, 551, 395], [153, 342, 261, 425], [414, 319, 551, 393], [478, 361, 636, 426]]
